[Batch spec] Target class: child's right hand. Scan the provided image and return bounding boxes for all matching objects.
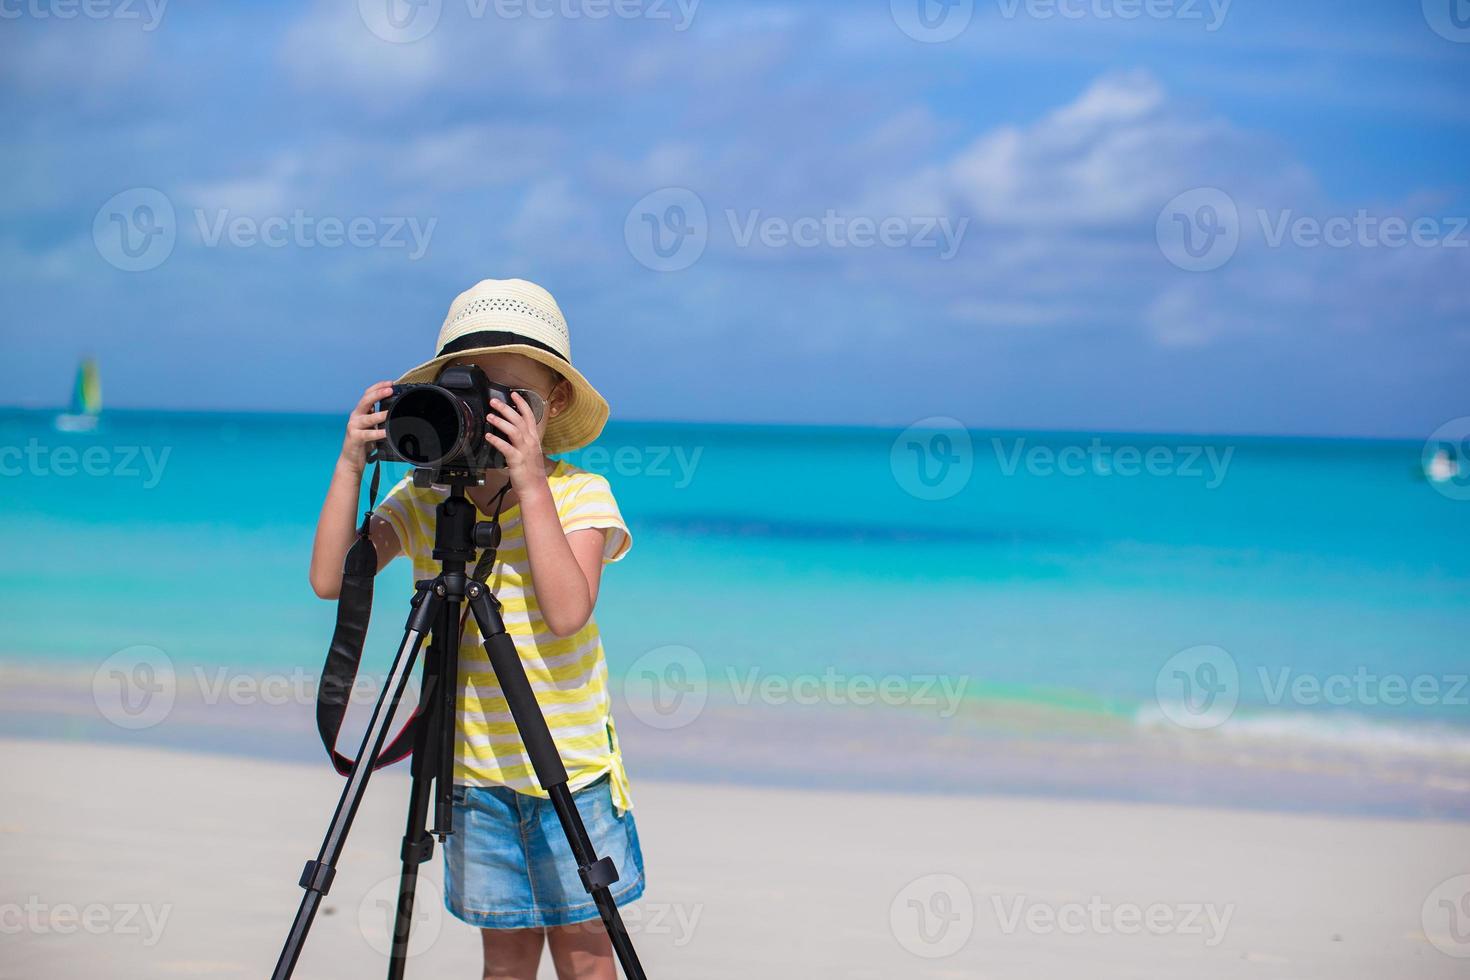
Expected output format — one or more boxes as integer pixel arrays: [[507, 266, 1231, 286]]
[[339, 381, 395, 473]]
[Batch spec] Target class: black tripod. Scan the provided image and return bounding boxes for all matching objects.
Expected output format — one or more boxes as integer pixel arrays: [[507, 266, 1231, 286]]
[[272, 482, 647, 979]]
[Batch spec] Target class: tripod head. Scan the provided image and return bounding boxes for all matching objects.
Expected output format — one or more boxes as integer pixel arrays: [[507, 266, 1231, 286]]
[[410, 463, 487, 490], [430, 478, 506, 603]]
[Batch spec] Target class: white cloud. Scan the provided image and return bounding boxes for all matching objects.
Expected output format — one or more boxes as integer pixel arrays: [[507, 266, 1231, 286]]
[[0, 21, 155, 101], [948, 298, 1103, 328], [1145, 282, 1250, 347], [278, 0, 808, 112], [936, 70, 1297, 227], [0, 236, 95, 284], [848, 71, 1354, 346], [278, 1, 446, 103], [180, 156, 305, 217], [390, 124, 563, 191]]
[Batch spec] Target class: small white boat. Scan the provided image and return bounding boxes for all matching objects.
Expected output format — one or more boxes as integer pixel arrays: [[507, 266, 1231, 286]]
[[1425, 447, 1459, 484], [55, 357, 102, 432]]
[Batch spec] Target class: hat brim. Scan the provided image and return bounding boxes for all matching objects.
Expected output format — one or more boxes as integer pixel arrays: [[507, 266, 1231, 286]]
[[395, 343, 609, 454]]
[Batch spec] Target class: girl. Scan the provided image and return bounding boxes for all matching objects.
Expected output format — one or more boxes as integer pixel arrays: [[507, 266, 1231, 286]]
[[309, 278, 644, 980]]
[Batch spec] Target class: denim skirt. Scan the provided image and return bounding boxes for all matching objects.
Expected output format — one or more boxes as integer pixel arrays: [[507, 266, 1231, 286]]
[[443, 774, 646, 930]]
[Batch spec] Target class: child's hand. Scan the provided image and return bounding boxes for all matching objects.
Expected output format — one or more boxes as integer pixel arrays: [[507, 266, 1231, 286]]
[[339, 381, 394, 474], [485, 392, 549, 496]]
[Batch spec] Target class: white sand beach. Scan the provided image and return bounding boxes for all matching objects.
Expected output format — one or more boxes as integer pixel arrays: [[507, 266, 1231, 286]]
[[2, 737, 1467, 979]]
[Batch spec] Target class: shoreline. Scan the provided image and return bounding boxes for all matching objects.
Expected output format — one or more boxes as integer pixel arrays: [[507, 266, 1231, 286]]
[[5, 730, 1468, 828], [5, 659, 1469, 823], [2, 738, 1467, 979]]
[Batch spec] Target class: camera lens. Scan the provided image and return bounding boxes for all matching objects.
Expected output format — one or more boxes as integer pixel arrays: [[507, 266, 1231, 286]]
[[385, 386, 468, 466]]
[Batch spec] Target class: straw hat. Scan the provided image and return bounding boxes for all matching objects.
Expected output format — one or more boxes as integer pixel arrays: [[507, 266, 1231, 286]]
[[396, 278, 608, 453]]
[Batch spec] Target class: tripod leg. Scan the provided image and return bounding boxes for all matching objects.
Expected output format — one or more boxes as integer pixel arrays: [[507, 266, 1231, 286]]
[[433, 594, 459, 835], [385, 637, 443, 979], [465, 582, 649, 980], [272, 583, 441, 980], [387, 593, 459, 979]]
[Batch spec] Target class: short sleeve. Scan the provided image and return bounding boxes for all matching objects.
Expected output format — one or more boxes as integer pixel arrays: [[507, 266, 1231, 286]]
[[559, 472, 632, 563], [374, 475, 427, 559]]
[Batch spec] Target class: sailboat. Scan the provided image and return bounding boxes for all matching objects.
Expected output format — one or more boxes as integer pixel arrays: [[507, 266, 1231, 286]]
[[1425, 446, 1460, 484], [55, 357, 102, 432]]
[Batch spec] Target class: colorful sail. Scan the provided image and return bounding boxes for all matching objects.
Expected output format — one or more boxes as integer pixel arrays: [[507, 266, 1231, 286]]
[[56, 357, 102, 432], [71, 358, 102, 417]]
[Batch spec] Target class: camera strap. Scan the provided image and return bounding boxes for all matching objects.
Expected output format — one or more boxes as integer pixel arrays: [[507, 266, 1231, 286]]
[[315, 462, 424, 775], [315, 467, 512, 777]]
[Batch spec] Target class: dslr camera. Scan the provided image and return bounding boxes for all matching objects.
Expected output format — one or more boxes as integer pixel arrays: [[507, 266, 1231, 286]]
[[372, 364, 531, 484]]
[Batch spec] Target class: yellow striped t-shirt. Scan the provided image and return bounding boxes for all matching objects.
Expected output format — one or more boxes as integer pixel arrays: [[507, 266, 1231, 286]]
[[376, 461, 634, 813]]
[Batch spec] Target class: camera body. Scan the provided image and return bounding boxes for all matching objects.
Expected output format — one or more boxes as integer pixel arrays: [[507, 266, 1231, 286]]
[[372, 364, 510, 482]]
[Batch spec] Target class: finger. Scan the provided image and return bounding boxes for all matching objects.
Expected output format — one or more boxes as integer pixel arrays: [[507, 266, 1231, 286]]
[[354, 384, 393, 415], [363, 428, 387, 442], [485, 419, 524, 453], [508, 394, 542, 448], [351, 410, 388, 429], [485, 432, 515, 457], [485, 406, 525, 439], [493, 395, 534, 426], [488, 397, 523, 423]]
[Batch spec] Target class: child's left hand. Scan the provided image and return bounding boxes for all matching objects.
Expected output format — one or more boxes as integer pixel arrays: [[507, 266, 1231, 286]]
[[485, 393, 550, 495]]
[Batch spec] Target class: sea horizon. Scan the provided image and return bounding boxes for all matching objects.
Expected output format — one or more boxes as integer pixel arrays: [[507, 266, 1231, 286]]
[[0, 403, 1441, 447]]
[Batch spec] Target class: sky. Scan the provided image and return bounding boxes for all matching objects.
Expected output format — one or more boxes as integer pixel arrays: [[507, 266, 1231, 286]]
[[1, 0, 1466, 438]]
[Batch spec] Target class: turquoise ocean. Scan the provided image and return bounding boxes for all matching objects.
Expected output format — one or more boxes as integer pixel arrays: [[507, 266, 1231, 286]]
[[2, 408, 1467, 817]]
